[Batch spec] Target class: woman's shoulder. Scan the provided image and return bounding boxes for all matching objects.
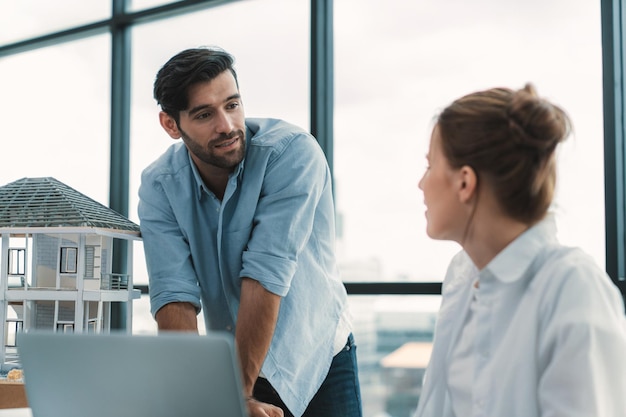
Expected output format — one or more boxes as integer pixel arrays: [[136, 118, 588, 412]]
[[534, 245, 624, 316]]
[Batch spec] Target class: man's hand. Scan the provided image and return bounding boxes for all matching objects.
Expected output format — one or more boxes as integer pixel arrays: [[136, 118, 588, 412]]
[[246, 397, 284, 417]]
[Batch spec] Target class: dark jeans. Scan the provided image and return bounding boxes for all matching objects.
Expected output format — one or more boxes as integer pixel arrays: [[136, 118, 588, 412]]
[[253, 333, 363, 417]]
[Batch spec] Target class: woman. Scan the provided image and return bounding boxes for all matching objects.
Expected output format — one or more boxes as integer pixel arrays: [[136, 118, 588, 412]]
[[415, 84, 626, 417]]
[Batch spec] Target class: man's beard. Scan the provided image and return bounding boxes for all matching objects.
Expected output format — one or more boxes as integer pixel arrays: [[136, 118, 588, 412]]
[[181, 128, 246, 170]]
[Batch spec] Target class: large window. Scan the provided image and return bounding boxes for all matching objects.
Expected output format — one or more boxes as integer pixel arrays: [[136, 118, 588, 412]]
[[0, 1, 623, 417], [334, 0, 604, 284]]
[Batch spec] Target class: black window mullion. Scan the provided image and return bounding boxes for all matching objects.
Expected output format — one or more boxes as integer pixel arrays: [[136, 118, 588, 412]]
[[310, 0, 334, 174], [109, 0, 132, 329], [601, 0, 626, 297]]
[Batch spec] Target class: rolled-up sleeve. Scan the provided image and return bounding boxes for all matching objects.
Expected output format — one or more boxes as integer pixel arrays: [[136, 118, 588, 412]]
[[138, 172, 202, 317], [239, 133, 330, 297]]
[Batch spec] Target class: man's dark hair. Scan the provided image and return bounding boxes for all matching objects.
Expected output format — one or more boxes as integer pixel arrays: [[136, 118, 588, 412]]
[[153, 46, 238, 123]]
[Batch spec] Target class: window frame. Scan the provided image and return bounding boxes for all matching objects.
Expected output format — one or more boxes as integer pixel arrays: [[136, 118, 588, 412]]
[[59, 247, 78, 274], [7, 248, 26, 276]]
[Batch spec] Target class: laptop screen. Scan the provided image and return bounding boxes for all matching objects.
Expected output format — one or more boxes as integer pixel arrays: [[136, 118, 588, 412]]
[[18, 331, 247, 417]]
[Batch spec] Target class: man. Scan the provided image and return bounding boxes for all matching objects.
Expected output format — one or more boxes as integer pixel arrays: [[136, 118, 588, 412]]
[[138, 46, 362, 417]]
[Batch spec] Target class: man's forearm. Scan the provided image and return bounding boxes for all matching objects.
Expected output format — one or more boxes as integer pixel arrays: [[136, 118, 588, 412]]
[[155, 302, 199, 333], [235, 278, 281, 397]]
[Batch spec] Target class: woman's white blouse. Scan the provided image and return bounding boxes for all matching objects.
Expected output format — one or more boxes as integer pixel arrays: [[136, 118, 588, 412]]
[[415, 215, 626, 417]]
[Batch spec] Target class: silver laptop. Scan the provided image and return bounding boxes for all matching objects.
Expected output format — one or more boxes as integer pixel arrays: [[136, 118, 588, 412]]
[[17, 331, 247, 417]]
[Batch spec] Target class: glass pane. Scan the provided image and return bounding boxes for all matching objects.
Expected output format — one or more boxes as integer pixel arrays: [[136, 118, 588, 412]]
[[0, 36, 111, 206], [129, 0, 309, 284], [0, 1, 110, 44], [8, 249, 25, 276], [334, 0, 604, 283], [351, 295, 440, 417], [60, 248, 78, 274]]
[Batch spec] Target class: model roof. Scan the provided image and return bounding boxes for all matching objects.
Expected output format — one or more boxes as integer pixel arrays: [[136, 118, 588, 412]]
[[0, 177, 140, 232]]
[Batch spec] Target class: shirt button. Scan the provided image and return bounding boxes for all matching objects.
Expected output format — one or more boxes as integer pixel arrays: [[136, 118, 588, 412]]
[[226, 325, 232, 331]]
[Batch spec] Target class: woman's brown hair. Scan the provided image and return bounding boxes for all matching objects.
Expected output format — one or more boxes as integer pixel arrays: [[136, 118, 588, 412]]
[[437, 83, 572, 223]]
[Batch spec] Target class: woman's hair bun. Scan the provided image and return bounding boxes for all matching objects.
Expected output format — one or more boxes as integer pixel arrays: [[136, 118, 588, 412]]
[[506, 83, 571, 154]]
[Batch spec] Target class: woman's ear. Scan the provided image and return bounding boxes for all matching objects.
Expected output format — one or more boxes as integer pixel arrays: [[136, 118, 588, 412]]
[[458, 165, 477, 203], [159, 111, 182, 140]]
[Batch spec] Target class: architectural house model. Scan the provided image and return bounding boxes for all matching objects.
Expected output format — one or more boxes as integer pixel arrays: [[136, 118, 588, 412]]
[[0, 177, 141, 365]]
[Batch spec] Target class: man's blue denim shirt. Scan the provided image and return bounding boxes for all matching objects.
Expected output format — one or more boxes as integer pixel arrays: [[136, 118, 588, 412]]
[[138, 118, 349, 417]]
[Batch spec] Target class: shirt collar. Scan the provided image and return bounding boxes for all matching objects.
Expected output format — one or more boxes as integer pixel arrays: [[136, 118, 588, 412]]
[[483, 214, 559, 284]]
